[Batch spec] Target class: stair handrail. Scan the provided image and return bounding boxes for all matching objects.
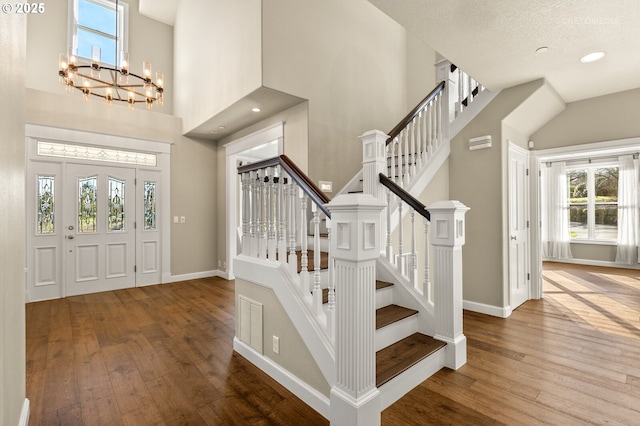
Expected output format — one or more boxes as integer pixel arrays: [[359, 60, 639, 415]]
[[379, 173, 430, 221], [238, 154, 331, 218], [386, 81, 445, 145]]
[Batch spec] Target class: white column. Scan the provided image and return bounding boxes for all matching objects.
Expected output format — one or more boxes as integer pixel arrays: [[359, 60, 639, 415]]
[[359, 129, 388, 200], [360, 129, 389, 256], [435, 59, 456, 140], [327, 193, 385, 426], [428, 200, 469, 369]]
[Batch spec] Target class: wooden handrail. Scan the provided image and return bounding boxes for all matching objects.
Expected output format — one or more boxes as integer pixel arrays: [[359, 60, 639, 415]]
[[238, 155, 331, 218], [386, 81, 445, 145], [379, 173, 430, 221]]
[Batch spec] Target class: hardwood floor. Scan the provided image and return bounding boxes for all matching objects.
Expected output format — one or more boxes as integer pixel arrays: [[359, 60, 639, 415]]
[[26, 263, 640, 425]]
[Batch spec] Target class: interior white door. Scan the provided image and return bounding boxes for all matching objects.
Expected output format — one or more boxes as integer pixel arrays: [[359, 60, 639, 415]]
[[508, 143, 530, 310], [64, 164, 136, 296]]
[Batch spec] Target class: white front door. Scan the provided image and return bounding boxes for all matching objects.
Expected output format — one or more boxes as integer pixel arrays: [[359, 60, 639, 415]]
[[508, 143, 530, 310], [64, 164, 136, 296]]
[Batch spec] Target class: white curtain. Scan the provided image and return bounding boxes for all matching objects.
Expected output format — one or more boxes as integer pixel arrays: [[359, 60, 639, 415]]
[[615, 155, 639, 264], [542, 162, 572, 259]]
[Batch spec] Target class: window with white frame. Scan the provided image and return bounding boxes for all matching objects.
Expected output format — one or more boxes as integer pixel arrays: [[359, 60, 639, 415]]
[[566, 164, 618, 241], [70, 0, 128, 66]]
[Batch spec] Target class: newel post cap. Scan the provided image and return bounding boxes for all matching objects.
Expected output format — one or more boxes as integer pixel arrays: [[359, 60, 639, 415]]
[[427, 200, 469, 247]]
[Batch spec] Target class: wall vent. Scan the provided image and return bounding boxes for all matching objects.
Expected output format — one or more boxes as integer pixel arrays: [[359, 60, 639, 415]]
[[469, 135, 492, 150], [239, 295, 263, 353]]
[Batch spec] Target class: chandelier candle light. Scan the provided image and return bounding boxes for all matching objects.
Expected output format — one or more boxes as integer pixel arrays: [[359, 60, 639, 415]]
[[58, 0, 164, 110]]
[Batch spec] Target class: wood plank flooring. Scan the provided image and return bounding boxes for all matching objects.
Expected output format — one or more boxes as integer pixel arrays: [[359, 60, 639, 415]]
[[26, 262, 640, 425]]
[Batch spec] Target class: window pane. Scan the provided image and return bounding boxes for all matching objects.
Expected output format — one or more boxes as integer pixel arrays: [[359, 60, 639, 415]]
[[594, 167, 618, 202], [37, 176, 55, 235], [108, 178, 125, 232], [78, 0, 116, 36], [567, 170, 587, 239], [77, 28, 116, 65], [568, 204, 588, 238], [78, 177, 97, 233], [144, 181, 157, 231], [594, 204, 617, 239]]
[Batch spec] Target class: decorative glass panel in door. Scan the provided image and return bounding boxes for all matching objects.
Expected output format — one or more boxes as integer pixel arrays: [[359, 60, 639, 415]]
[[144, 181, 156, 231], [78, 176, 97, 233], [37, 175, 55, 234], [108, 177, 125, 232]]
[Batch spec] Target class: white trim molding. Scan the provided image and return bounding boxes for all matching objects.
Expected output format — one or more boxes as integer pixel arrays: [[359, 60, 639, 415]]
[[464, 299, 512, 318], [167, 270, 219, 283], [19, 398, 30, 426], [233, 337, 330, 419]]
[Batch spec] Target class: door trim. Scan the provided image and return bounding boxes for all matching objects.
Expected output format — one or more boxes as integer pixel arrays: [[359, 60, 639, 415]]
[[25, 124, 171, 301]]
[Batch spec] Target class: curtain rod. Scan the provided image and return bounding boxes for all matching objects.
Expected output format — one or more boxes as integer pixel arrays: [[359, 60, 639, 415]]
[[546, 152, 638, 167]]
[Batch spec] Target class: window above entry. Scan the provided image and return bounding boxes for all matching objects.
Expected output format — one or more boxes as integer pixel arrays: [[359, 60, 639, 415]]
[[70, 0, 128, 66]]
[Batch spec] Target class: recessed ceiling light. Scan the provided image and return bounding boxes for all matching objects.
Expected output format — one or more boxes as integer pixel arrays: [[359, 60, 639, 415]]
[[218, 126, 225, 129], [251, 107, 261, 112], [580, 51, 606, 63], [536, 46, 549, 54]]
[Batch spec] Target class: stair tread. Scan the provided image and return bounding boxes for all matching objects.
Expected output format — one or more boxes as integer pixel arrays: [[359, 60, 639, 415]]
[[376, 304, 418, 330], [321, 280, 394, 304], [376, 332, 446, 387]]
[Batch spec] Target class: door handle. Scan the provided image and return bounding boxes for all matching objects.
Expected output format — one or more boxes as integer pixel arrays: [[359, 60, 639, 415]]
[[66, 235, 75, 240], [510, 235, 517, 241], [68, 225, 74, 230]]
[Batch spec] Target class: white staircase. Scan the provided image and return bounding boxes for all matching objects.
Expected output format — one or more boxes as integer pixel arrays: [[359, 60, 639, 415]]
[[233, 60, 494, 424]]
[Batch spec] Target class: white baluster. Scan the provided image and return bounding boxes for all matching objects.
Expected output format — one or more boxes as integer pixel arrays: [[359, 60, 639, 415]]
[[389, 138, 396, 181], [410, 208, 417, 289], [410, 118, 417, 178], [416, 112, 423, 169], [432, 98, 438, 152], [277, 171, 288, 262], [299, 188, 309, 290], [312, 203, 322, 315], [396, 136, 403, 186], [397, 197, 404, 275], [436, 93, 443, 146], [288, 181, 298, 276], [267, 167, 277, 261], [403, 127, 410, 186], [241, 172, 250, 256], [386, 187, 393, 264], [249, 171, 258, 257], [326, 217, 335, 339], [423, 217, 432, 304], [428, 101, 433, 157], [259, 173, 268, 260], [457, 68, 463, 116]]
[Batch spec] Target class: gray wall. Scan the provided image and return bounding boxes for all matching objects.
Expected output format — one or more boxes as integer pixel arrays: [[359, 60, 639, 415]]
[[450, 80, 545, 308], [0, 11, 26, 426], [235, 279, 330, 396], [532, 87, 640, 263]]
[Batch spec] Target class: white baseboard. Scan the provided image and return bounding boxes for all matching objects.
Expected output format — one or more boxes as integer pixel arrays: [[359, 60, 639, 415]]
[[166, 270, 220, 283], [463, 300, 511, 318], [19, 398, 30, 426], [233, 337, 330, 419], [543, 258, 640, 270]]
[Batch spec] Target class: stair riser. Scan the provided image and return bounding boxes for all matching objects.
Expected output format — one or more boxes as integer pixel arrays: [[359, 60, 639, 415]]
[[376, 286, 393, 309], [375, 315, 418, 352]]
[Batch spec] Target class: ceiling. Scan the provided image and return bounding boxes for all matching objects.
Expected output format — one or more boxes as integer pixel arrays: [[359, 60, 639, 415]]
[[369, 0, 640, 103], [141, 0, 640, 140]]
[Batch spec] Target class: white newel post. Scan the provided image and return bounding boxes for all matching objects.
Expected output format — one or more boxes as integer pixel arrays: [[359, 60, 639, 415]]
[[327, 193, 385, 426], [428, 200, 469, 369], [360, 129, 388, 256], [435, 59, 456, 140]]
